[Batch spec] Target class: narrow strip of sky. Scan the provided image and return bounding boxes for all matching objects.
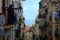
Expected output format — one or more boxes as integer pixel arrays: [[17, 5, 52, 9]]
[[21, 0, 40, 25]]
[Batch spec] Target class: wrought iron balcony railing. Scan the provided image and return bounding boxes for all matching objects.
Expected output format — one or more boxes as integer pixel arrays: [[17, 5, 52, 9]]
[[41, 0, 47, 7], [50, 0, 60, 3]]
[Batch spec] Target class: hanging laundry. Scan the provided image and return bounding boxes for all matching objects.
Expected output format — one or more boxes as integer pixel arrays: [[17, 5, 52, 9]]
[[0, 14, 5, 35], [0, 14, 5, 25]]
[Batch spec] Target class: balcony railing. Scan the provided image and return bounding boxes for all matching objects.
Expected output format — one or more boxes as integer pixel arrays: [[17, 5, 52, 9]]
[[50, 0, 60, 3], [55, 0, 60, 2], [41, 0, 47, 7], [4, 24, 13, 29]]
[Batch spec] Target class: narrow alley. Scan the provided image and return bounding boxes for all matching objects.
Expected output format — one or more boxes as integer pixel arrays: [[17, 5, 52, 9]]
[[0, 0, 60, 40]]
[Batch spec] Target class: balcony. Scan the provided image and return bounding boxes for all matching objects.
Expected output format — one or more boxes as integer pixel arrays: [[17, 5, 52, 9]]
[[50, 0, 60, 3], [4, 24, 13, 29], [38, 13, 43, 19], [42, 3, 46, 7], [55, 0, 60, 2], [55, 3, 60, 11], [41, 0, 47, 7]]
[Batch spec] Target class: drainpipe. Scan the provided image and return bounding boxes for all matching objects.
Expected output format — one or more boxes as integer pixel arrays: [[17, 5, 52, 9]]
[[52, 2, 55, 40]]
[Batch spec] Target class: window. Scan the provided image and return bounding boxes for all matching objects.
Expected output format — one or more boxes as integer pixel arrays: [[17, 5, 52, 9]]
[[54, 12, 59, 22], [45, 8, 48, 15], [55, 17, 58, 21], [39, 2, 42, 8], [5, 0, 10, 7], [59, 11, 60, 18], [49, 16, 52, 21], [38, 13, 43, 18], [43, 13, 46, 19]]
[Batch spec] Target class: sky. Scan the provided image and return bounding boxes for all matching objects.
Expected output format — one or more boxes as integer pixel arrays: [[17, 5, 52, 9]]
[[21, 0, 40, 25]]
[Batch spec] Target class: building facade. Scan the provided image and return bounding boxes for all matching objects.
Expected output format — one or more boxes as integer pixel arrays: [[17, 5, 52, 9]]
[[0, 0, 25, 40], [35, 0, 60, 40]]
